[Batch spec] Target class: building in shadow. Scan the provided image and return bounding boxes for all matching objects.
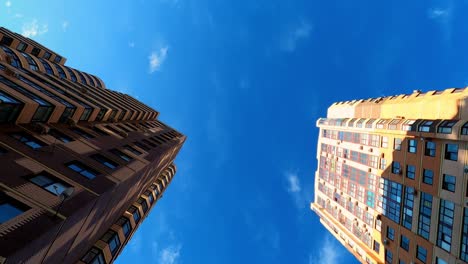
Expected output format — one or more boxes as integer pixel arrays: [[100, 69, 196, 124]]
[[311, 89, 468, 264], [0, 27, 185, 263]]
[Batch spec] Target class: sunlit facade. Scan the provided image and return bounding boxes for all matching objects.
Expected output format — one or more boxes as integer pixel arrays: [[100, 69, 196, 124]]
[[0, 27, 185, 263], [312, 88, 468, 264]]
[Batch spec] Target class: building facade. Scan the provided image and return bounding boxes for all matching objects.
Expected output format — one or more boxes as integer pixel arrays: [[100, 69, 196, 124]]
[[311, 88, 468, 264], [0, 27, 185, 263]]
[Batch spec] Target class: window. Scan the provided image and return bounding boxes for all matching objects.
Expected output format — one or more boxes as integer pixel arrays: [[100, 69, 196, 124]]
[[144, 190, 155, 204], [406, 165, 415, 180], [29, 172, 71, 196], [31, 47, 40, 56], [11, 132, 47, 149], [0, 90, 24, 123], [380, 158, 387, 170], [38, 58, 54, 75], [399, 260, 405, 264], [408, 139, 417, 153], [116, 216, 132, 238], [91, 154, 119, 170], [137, 197, 148, 213], [462, 122, 468, 135], [436, 258, 448, 264], [134, 141, 150, 151], [400, 235, 409, 251], [0, 193, 29, 224], [71, 127, 95, 139], [21, 52, 39, 71], [418, 192, 433, 240], [418, 120, 433, 132], [445, 143, 458, 161], [423, 169, 433, 185], [461, 208, 468, 261], [373, 240, 380, 253], [389, 119, 401, 130], [1, 46, 20, 67], [124, 145, 142, 155], [437, 199, 454, 252], [16, 42, 27, 51], [0, 36, 13, 45], [81, 247, 105, 264], [49, 129, 74, 143], [110, 149, 133, 162], [43, 51, 52, 60], [128, 206, 141, 223], [441, 174, 455, 192], [424, 141, 436, 157], [402, 187, 414, 230], [66, 161, 100, 179], [54, 56, 62, 63], [392, 161, 401, 174], [54, 64, 66, 78], [385, 249, 393, 264], [380, 178, 402, 224], [381, 136, 388, 148], [101, 230, 121, 256], [387, 226, 395, 241], [438, 120, 457, 134], [91, 126, 110, 136], [65, 67, 77, 82], [416, 245, 427, 263], [402, 120, 415, 131], [394, 138, 402, 150]]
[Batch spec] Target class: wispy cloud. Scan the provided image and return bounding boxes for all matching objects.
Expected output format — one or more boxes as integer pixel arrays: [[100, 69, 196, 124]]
[[21, 19, 48, 38], [286, 173, 301, 193], [5, 0, 11, 7], [149, 46, 169, 73], [428, 8, 450, 19], [427, 3, 455, 43], [281, 19, 312, 52], [62, 21, 69, 32], [159, 244, 182, 264], [284, 171, 311, 210], [309, 235, 341, 264]]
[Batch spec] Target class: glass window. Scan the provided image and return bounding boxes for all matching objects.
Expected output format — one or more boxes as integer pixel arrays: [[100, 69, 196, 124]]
[[373, 240, 380, 253], [0, 36, 13, 45], [417, 245, 427, 263], [134, 141, 150, 151], [0, 90, 23, 123], [65, 67, 77, 82], [11, 132, 47, 149], [423, 169, 433, 185], [1, 46, 21, 67], [438, 120, 457, 134], [406, 165, 415, 180], [418, 120, 433, 132], [31, 47, 40, 56], [71, 127, 95, 139], [116, 216, 132, 238], [424, 141, 436, 157], [461, 208, 468, 261], [144, 190, 155, 205], [408, 139, 417, 153], [381, 136, 388, 148], [66, 161, 100, 179], [54, 56, 62, 63], [124, 145, 142, 155], [445, 143, 458, 161], [436, 258, 448, 264], [462, 122, 468, 135], [20, 52, 38, 71], [400, 235, 409, 251], [91, 154, 119, 170], [110, 149, 133, 162], [81, 247, 105, 264], [16, 42, 27, 51], [418, 192, 433, 240], [402, 120, 415, 131], [391, 161, 401, 174], [387, 226, 395, 241], [101, 230, 121, 256], [54, 64, 66, 79], [402, 187, 414, 230], [29, 172, 71, 196], [442, 174, 456, 192], [385, 249, 393, 264], [43, 52, 52, 60], [38, 58, 54, 75], [394, 138, 402, 151], [437, 199, 454, 252], [137, 197, 148, 213], [128, 206, 141, 223], [0, 193, 29, 224], [49, 129, 74, 143], [380, 178, 402, 224]]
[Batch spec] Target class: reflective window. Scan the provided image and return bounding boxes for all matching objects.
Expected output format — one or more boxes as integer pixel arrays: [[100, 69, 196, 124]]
[[408, 139, 417, 153], [391, 161, 401, 174], [417, 245, 427, 263], [29, 172, 71, 196], [424, 141, 436, 157], [445, 143, 458, 161], [418, 120, 433, 132], [65, 67, 77, 82], [137, 197, 148, 213], [43, 52, 52, 60], [400, 235, 409, 251], [134, 141, 150, 151], [49, 129, 74, 143], [144, 190, 155, 205], [387, 226, 395, 241], [423, 169, 433, 185], [442, 174, 456, 192], [128, 206, 141, 223], [31, 47, 40, 56], [418, 192, 433, 240], [81, 247, 105, 264], [462, 122, 468, 135], [461, 208, 468, 261], [406, 165, 415, 180], [20, 52, 38, 71], [53, 64, 66, 79], [66, 161, 100, 179], [0, 90, 23, 123], [394, 138, 402, 151], [0, 36, 13, 45], [110, 149, 133, 162], [385, 249, 393, 264], [1, 46, 21, 67], [71, 127, 95, 139], [402, 187, 414, 230], [11, 132, 47, 149], [101, 230, 121, 256], [116, 216, 132, 238], [0, 193, 29, 224], [437, 199, 454, 252], [16, 42, 27, 51], [91, 154, 119, 170], [38, 58, 54, 74], [379, 178, 402, 224], [438, 120, 457, 134], [124, 145, 142, 155]]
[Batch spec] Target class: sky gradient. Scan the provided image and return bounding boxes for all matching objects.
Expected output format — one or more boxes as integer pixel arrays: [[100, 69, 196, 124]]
[[2, 0, 468, 263]]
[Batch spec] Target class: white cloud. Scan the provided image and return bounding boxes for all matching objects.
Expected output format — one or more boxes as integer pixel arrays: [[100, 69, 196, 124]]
[[5, 0, 11, 7], [129, 41, 135, 48], [281, 20, 312, 52], [428, 8, 450, 19], [286, 173, 301, 193], [21, 19, 48, 38], [309, 235, 341, 264], [62, 21, 69, 31], [149, 46, 169, 73], [159, 245, 181, 264]]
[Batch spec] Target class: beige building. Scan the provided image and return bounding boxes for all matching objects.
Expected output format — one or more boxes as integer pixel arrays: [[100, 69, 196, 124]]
[[311, 88, 468, 264]]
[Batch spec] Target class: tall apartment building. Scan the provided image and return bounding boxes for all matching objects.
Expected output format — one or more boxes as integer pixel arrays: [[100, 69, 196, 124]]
[[311, 88, 468, 264], [0, 27, 185, 263]]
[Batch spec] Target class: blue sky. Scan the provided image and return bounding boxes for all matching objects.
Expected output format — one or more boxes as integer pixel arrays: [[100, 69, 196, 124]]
[[2, 1, 468, 263]]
